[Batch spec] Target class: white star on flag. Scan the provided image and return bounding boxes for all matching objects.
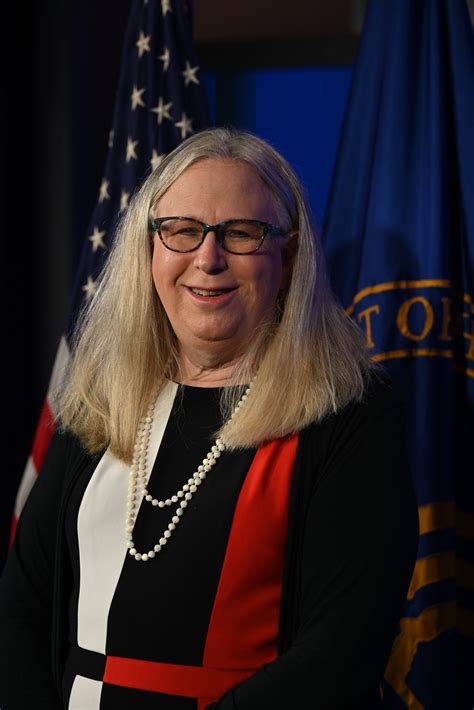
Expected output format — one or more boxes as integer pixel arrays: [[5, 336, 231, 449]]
[[131, 85, 146, 109], [126, 137, 139, 162], [150, 150, 166, 171], [151, 97, 173, 124], [99, 178, 110, 203], [82, 275, 97, 299], [182, 61, 200, 86], [174, 112, 193, 139], [88, 227, 106, 252], [136, 31, 151, 58], [161, 0, 172, 16], [120, 191, 130, 211], [159, 46, 170, 71]]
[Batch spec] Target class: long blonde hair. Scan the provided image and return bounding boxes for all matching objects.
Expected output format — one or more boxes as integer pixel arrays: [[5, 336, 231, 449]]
[[58, 127, 373, 461]]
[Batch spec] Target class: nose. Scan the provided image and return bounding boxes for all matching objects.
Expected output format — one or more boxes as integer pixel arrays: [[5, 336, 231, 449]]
[[193, 230, 227, 274]]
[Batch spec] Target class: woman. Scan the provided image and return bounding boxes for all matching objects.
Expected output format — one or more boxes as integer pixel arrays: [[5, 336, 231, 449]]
[[0, 127, 418, 709]]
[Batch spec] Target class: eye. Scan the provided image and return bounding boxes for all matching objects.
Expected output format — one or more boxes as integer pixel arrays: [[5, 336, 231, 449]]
[[160, 219, 202, 237], [226, 229, 253, 238], [222, 222, 263, 240], [175, 226, 201, 236]]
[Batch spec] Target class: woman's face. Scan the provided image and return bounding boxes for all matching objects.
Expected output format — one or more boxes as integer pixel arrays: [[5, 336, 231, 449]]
[[151, 158, 289, 365]]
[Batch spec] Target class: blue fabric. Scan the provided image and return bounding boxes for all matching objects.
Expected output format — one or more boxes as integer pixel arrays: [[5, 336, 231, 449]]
[[322, 1, 474, 708]]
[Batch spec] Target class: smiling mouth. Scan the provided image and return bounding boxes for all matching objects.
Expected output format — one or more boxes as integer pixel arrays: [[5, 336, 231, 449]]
[[189, 287, 235, 297]]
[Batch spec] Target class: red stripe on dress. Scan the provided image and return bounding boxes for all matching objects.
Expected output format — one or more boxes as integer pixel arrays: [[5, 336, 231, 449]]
[[104, 656, 254, 698], [199, 434, 299, 709]]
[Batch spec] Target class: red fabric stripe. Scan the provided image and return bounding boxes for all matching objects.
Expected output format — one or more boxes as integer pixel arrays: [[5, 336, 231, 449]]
[[199, 435, 298, 707], [31, 399, 56, 473], [103, 656, 254, 698]]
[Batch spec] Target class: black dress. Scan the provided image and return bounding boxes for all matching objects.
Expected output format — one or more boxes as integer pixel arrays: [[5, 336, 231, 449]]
[[0, 375, 419, 709]]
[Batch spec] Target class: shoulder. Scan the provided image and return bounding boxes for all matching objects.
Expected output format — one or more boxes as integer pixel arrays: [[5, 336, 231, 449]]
[[359, 367, 405, 413], [308, 367, 404, 438], [298, 368, 409, 485], [22, 428, 97, 513], [46, 427, 93, 465]]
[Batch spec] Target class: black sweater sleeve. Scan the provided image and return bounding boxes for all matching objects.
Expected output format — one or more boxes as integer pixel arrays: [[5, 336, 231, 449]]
[[0, 431, 76, 709], [209, 376, 419, 709]]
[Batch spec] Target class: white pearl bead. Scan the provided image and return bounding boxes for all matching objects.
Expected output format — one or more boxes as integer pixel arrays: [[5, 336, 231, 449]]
[[134, 553, 142, 560], [159, 537, 167, 545], [185, 493, 192, 501], [190, 485, 197, 493], [164, 530, 171, 538], [165, 499, 172, 506], [168, 523, 175, 531], [129, 548, 137, 555], [148, 550, 155, 558], [158, 501, 165, 508], [171, 495, 178, 503], [152, 499, 159, 507], [172, 516, 180, 524], [145, 495, 152, 502], [154, 544, 161, 552], [176, 508, 184, 516], [142, 554, 148, 562]]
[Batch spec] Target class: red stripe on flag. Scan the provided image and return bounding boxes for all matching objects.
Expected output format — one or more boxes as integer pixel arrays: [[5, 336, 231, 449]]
[[8, 514, 18, 549], [31, 399, 56, 473]]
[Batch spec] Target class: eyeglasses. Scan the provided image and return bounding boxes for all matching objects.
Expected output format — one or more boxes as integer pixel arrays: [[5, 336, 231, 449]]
[[149, 217, 286, 255]]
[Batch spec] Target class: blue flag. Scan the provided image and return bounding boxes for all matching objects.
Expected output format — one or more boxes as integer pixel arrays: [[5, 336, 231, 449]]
[[322, 1, 474, 708], [12, 0, 209, 533]]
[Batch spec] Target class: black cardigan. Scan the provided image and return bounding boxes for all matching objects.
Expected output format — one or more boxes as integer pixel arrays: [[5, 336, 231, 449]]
[[0, 375, 418, 709]]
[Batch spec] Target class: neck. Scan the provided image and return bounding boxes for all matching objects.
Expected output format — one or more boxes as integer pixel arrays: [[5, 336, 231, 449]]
[[176, 349, 240, 387]]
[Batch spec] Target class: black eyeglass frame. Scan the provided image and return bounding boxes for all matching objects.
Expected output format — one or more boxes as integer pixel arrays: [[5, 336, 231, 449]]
[[149, 216, 286, 254]]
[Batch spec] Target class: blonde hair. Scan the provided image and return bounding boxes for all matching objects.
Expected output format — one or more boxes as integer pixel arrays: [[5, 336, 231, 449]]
[[58, 127, 373, 461]]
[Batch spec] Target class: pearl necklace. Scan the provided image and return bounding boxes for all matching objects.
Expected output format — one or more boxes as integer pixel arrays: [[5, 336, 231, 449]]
[[126, 383, 252, 562]]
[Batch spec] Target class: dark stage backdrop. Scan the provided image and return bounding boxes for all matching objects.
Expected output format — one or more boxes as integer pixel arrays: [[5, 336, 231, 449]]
[[2, 3, 352, 569]]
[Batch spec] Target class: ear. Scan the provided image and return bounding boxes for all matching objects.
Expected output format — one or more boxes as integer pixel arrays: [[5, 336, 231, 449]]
[[280, 230, 299, 291]]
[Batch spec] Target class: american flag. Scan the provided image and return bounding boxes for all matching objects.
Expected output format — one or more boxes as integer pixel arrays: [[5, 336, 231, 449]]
[[10, 0, 210, 541]]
